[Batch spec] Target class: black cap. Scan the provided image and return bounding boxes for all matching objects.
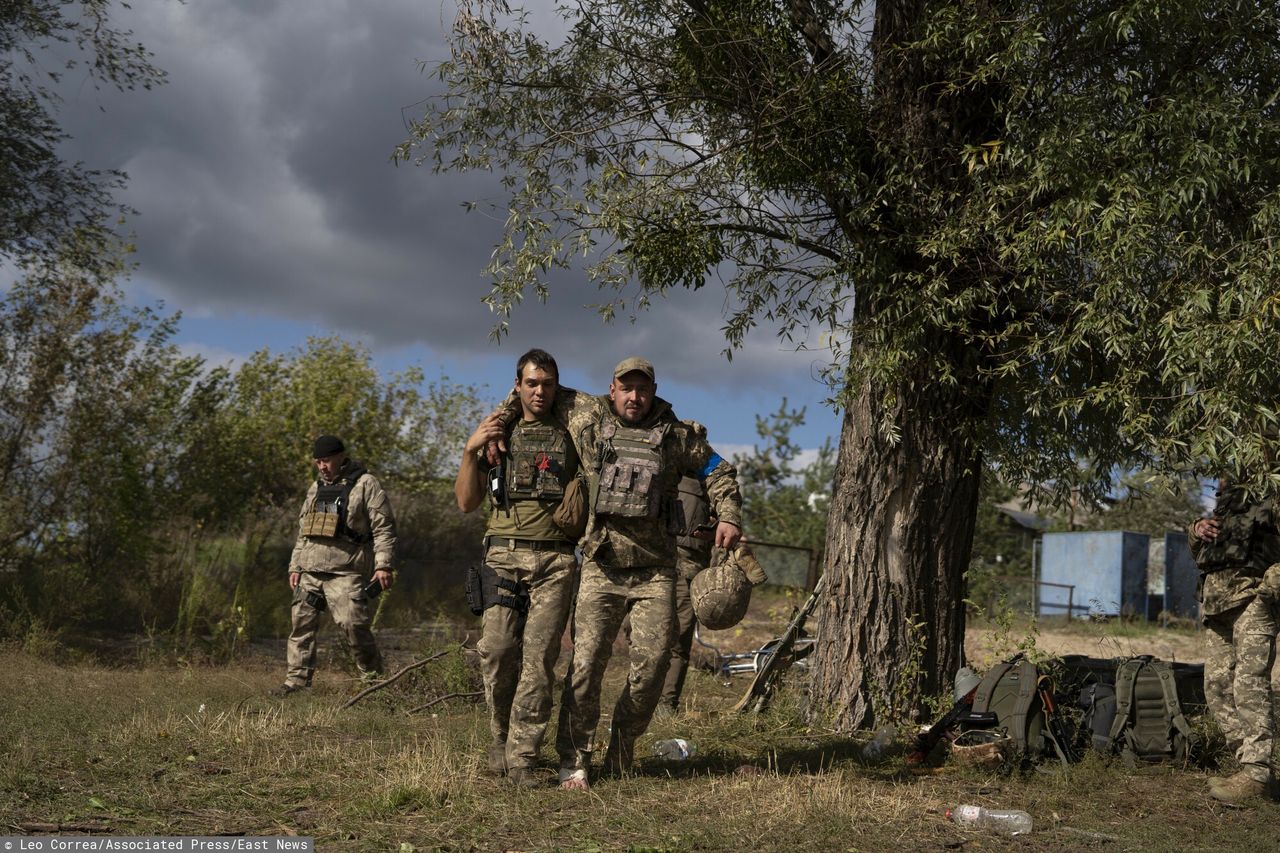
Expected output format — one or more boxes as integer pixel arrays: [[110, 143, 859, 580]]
[[312, 435, 345, 458]]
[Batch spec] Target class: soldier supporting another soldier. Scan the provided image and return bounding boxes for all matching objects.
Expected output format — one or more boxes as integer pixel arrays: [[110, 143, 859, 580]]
[[455, 349, 581, 787], [278, 435, 396, 695], [496, 357, 743, 790], [1188, 479, 1280, 805]]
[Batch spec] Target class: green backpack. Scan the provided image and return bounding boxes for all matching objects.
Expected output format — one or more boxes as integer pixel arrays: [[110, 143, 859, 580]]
[[1105, 656, 1197, 764], [968, 657, 1057, 760]]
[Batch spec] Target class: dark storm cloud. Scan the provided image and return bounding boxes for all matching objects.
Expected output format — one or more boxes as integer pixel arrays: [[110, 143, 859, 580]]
[[50, 0, 834, 398]]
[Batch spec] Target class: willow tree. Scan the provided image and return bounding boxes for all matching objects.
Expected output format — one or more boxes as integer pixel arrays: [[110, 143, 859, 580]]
[[404, 0, 1280, 730]]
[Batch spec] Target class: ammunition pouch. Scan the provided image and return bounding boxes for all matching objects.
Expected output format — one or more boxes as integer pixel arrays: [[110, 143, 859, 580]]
[[303, 465, 372, 545], [552, 475, 589, 539], [464, 564, 530, 616], [304, 589, 328, 612]]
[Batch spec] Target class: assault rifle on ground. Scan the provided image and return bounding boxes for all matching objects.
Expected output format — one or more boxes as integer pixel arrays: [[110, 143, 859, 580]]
[[905, 683, 982, 766], [1038, 674, 1079, 764], [733, 575, 825, 714]]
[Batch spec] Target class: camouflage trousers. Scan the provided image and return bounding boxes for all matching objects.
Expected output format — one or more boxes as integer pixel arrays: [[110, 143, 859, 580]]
[[556, 560, 675, 772], [476, 543, 577, 772], [1204, 592, 1278, 782], [286, 572, 383, 687], [659, 553, 703, 710]]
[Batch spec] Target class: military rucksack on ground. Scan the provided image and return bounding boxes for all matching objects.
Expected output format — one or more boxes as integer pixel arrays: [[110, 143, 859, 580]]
[[1083, 655, 1196, 764], [1076, 681, 1118, 753], [961, 656, 1075, 764]]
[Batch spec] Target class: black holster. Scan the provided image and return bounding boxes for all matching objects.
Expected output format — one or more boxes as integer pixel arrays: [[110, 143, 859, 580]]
[[464, 564, 529, 616]]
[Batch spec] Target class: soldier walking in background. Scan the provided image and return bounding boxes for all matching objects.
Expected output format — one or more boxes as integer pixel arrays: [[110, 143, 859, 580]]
[[455, 349, 582, 787], [277, 435, 396, 694], [1188, 479, 1280, 804], [496, 357, 743, 789], [659, 471, 714, 715]]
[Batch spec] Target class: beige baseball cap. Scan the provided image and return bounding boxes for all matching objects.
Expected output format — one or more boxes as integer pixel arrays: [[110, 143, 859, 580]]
[[612, 356, 655, 381]]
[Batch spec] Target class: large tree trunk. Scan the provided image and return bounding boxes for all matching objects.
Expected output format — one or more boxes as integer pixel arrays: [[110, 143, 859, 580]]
[[809, 354, 984, 731]]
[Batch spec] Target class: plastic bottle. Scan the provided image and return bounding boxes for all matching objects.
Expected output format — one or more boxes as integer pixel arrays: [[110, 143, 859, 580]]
[[652, 738, 696, 761], [861, 724, 896, 760], [946, 805, 1033, 836]]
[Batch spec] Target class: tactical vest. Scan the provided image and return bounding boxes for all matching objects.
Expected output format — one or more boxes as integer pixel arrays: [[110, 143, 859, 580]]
[[506, 420, 572, 501], [1197, 485, 1280, 575], [675, 475, 712, 552], [300, 464, 370, 544], [594, 420, 670, 518]]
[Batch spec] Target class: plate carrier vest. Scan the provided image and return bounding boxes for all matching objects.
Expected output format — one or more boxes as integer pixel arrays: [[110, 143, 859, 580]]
[[594, 420, 670, 518], [300, 464, 370, 544], [506, 420, 572, 501]]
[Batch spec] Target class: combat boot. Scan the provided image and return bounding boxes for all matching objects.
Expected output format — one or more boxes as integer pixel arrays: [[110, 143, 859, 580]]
[[1209, 770, 1269, 805], [484, 742, 508, 777]]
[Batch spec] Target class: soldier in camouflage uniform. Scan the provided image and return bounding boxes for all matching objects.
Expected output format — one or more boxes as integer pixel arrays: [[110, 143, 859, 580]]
[[455, 349, 580, 787], [1188, 480, 1280, 804], [279, 435, 396, 694], [497, 357, 743, 789], [660, 471, 714, 714]]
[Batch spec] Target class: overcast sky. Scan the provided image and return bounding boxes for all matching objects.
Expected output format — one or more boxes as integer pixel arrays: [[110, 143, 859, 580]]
[[47, 0, 842, 456]]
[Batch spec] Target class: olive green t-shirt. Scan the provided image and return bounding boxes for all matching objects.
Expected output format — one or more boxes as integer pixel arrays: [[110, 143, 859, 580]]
[[485, 417, 579, 542]]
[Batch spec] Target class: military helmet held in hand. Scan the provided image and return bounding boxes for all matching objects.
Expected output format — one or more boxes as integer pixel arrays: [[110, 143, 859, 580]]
[[691, 544, 768, 630]]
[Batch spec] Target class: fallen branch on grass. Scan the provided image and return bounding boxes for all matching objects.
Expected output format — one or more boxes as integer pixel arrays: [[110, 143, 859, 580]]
[[408, 691, 483, 714], [342, 648, 452, 709]]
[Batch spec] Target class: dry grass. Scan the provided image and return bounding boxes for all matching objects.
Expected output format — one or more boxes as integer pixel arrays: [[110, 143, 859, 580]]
[[2, 635, 1278, 852]]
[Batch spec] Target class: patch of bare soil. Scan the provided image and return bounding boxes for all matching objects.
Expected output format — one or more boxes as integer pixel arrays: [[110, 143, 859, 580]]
[[966, 621, 1207, 666]]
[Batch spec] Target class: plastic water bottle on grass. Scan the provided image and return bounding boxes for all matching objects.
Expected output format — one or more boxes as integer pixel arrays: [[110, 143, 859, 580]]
[[653, 738, 696, 761], [947, 804, 1033, 836]]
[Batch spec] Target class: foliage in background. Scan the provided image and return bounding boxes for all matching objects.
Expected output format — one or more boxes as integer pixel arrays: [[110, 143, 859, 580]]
[[0, 293, 487, 644], [732, 400, 834, 557], [966, 471, 1036, 618], [1, 0, 164, 271], [1080, 472, 1209, 540]]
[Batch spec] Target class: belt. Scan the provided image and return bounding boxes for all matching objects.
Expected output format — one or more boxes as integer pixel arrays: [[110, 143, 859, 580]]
[[485, 537, 576, 554]]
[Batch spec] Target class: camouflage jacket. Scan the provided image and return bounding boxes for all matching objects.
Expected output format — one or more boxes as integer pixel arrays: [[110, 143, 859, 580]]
[[1188, 484, 1280, 618], [289, 459, 397, 575], [501, 387, 742, 569]]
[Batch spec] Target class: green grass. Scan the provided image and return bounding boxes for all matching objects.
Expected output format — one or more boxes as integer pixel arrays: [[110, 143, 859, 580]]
[[1, 647, 1275, 851]]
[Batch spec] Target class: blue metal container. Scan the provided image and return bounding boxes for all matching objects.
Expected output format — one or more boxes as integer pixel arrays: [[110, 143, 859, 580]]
[[1039, 531, 1149, 619]]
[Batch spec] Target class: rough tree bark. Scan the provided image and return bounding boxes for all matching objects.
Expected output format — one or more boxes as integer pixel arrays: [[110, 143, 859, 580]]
[[809, 359, 985, 730]]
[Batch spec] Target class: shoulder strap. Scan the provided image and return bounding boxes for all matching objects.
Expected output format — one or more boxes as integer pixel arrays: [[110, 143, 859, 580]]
[[1153, 661, 1196, 761], [1108, 657, 1144, 749], [971, 661, 1014, 713], [1007, 660, 1040, 752]]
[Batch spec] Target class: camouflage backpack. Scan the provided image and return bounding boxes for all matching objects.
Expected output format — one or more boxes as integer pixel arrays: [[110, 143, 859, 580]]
[[1103, 656, 1196, 764]]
